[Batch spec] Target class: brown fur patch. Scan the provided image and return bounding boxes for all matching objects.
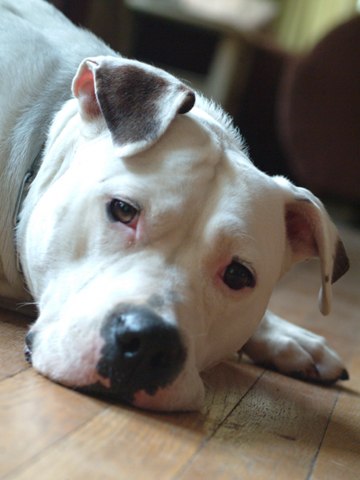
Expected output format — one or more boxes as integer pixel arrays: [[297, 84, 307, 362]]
[[332, 238, 350, 283], [96, 65, 165, 144], [95, 64, 194, 147]]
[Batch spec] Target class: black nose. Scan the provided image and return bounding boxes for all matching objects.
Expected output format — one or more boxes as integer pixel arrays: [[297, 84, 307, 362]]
[[95, 305, 186, 402]]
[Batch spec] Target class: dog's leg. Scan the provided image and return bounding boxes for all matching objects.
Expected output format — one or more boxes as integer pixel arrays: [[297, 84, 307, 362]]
[[243, 310, 349, 383]]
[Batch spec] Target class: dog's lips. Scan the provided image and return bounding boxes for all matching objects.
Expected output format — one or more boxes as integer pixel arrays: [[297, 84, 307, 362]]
[[132, 379, 205, 411], [24, 330, 37, 365], [71, 362, 204, 411], [73, 377, 156, 406], [132, 388, 172, 409], [24, 345, 32, 364]]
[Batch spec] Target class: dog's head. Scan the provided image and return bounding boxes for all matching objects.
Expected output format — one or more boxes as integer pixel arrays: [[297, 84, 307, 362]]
[[18, 57, 349, 410]]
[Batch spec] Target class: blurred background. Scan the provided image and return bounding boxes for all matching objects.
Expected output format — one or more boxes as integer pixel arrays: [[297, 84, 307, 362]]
[[50, 0, 360, 222]]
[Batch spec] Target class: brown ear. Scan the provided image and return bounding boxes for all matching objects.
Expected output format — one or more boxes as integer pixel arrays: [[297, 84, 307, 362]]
[[72, 56, 195, 157], [277, 178, 349, 315]]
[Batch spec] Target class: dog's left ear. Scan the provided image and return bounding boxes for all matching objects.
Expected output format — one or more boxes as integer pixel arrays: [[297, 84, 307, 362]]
[[72, 56, 195, 157], [275, 177, 349, 315]]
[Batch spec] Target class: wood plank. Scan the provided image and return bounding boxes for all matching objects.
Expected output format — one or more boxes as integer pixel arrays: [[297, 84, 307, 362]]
[[309, 346, 360, 480], [4, 361, 263, 480], [0, 308, 31, 380], [177, 371, 344, 480], [0, 368, 106, 479]]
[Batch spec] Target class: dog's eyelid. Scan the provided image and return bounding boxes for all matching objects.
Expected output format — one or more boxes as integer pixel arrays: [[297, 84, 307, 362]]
[[231, 256, 256, 279], [106, 195, 142, 210]]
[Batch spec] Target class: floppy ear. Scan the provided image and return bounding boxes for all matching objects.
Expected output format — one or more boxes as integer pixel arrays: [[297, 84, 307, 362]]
[[276, 177, 349, 315], [72, 56, 195, 157]]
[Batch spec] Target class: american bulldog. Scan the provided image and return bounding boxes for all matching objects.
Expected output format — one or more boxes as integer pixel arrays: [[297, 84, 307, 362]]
[[0, 0, 349, 410]]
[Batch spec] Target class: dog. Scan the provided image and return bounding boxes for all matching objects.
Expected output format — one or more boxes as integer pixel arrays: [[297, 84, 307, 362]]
[[0, 0, 350, 411]]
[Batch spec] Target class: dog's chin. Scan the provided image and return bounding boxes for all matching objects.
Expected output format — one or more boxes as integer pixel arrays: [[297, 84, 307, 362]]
[[132, 382, 205, 412], [74, 369, 205, 412], [132, 367, 206, 411]]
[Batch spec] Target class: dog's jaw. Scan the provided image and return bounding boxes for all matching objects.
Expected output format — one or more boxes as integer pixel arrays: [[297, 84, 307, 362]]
[[132, 368, 205, 411]]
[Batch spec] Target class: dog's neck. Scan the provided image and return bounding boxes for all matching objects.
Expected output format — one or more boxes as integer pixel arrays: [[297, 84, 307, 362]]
[[13, 147, 45, 274], [0, 100, 80, 305], [0, 139, 46, 305]]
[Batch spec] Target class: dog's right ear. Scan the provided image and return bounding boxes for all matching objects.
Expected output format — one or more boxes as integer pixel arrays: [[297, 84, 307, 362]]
[[72, 56, 195, 157]]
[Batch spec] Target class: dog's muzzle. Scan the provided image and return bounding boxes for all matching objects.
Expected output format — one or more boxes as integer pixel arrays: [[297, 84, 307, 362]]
[[84, 304, 187, 403]]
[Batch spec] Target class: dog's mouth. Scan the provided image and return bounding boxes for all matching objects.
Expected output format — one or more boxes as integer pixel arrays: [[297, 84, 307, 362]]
[[73, 364, 204, 412], [73, 347, 187, 406], [74, 381, 135, 404], [24, 330, 36, 364], [24, 346, 32, 364]]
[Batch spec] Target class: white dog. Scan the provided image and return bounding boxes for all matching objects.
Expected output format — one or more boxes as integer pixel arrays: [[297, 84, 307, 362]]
[[0, 0, 349, 410]]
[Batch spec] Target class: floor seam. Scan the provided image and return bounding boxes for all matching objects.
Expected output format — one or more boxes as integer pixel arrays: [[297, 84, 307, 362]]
[[171, 369, 266, 480], [305, 390, 340, 480]]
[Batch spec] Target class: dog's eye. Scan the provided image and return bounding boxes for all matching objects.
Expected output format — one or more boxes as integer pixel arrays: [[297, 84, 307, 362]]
[[223, 261, 255, 290], [108, 199, 139, 224]]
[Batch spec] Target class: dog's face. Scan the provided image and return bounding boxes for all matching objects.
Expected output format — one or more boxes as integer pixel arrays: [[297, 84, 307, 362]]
[[19, 57, 346, 410]]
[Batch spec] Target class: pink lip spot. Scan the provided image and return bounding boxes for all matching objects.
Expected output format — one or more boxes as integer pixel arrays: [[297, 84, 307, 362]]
[[94, 374, 111, 388], [133, 388, 170, 410]]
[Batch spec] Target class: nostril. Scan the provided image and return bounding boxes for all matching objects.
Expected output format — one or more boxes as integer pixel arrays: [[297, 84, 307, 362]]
[[118, 327, 184, 371], [121, 336, 141, 357]]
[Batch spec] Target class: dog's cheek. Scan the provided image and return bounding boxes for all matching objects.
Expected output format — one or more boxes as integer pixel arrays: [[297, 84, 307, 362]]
[[110, 219, 142, 247]]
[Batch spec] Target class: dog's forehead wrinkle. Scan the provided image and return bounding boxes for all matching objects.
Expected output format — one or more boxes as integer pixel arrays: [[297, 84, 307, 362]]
[[98, 113, 221, 183], [191, 101, 246, 154], [206, 222, 259, 266], [93, 119, 226, 245]]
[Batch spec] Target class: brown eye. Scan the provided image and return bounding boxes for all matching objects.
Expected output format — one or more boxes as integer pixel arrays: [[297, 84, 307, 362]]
[[108, 199, 139, 224], [223, 261, 255, 290]]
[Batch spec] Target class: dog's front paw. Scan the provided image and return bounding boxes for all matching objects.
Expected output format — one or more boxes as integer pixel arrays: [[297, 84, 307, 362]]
[[243, 311, 349, 384], [262, 332, 349, 384]]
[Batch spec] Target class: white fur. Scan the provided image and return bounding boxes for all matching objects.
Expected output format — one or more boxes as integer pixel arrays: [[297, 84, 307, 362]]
[[0, 0, 347, 411]]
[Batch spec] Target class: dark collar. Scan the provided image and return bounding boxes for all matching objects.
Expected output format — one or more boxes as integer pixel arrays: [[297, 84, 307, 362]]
[[13, 147, 44, 273]]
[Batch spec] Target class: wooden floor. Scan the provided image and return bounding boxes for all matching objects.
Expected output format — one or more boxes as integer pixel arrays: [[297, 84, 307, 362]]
[[0, 223, 359, 480]]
